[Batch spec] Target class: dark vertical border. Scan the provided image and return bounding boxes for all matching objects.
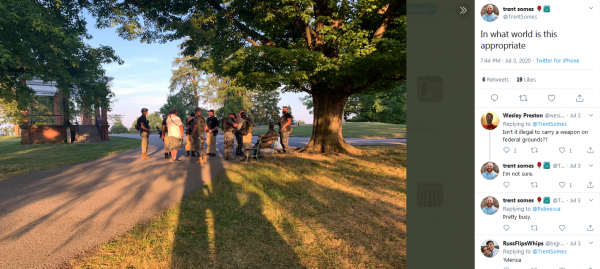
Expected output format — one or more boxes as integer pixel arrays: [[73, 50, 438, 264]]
[[407, 1, 475, 267]]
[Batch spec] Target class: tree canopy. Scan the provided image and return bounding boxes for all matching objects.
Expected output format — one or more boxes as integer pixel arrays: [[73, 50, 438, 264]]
[[0, 0, 123, 115], [88, 0, 406, 153], [88, 0, 404, 93]]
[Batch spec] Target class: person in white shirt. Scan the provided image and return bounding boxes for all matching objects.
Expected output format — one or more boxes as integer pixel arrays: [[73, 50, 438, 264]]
[[166, 108, 185, 162]]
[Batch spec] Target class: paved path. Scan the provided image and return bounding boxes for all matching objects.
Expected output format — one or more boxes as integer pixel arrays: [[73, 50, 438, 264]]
[[113, 133, 406, 149], [0, 134, 405, 268]]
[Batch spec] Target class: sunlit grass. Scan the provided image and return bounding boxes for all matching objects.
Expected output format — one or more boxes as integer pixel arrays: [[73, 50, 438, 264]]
[[254, 122, 406, 139], [0, 137, 140, 179], [68, 145, 407, 269]]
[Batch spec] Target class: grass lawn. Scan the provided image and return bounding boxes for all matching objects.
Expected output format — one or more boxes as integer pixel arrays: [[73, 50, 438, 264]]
[[68, 145, 407, 269], [253, 122, 406, 139], [0, 136, 140, 179]]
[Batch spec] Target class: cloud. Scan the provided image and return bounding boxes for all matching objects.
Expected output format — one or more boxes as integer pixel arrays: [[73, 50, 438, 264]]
[[109, 78, 172, 96], [111, 85, 168, 95], [132, 95, 167, 105], [104, 63, 132, 71], [111, 88, 148, 95], [103, 57, 165, 72]]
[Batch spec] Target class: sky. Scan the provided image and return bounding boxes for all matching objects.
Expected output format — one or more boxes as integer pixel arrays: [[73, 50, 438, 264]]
[[83, 15, 311, 127]]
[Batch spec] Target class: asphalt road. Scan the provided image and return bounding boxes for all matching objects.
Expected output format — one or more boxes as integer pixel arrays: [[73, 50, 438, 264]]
[[114, 133, 407, 149], [0, 134, 405, 268]]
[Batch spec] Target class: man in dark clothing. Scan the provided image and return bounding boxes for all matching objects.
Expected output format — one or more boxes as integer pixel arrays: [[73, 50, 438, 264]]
[[237, 111, 253, 161], [235, 108, 246, 156], [278, 106, 293, 153], [190, 108, 208, 165], [138, 108, 151, 159], [221, 112, 238, 160], [205, 109, 219, 156], [161, 116, 170, 159], [185, 113, 196, 157]]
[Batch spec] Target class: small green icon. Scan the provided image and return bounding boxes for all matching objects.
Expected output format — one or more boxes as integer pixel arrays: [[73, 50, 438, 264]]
[[543, 162, 550, 169], [543, 197, 550, 204], [543, 5, 550, 12]]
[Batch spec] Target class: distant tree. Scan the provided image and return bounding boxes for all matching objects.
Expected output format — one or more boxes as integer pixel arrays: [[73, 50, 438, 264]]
[[170, 51, 204, 108], [300, 94, 361, 122], [0, 100, 20, 127], [159, 94, 208, 124], [109, 114, 128, 134], [130, 112, 164, 133], [344, 96, 361, 122], [299, 82, 406, 124], [146, 112, 164, 131], [252, 89, 280, 125], [0, 125, 15, 136], [110, 123, 127, 134], [347, 82, 406, 124], [205, 76, 254, 120]]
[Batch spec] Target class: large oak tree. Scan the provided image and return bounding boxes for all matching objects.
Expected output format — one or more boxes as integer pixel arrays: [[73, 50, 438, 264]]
[[89, 0, 405, 153]]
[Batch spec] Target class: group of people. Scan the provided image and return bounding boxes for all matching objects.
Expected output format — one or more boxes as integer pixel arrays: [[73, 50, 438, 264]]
[[136, 106, 294, 164]]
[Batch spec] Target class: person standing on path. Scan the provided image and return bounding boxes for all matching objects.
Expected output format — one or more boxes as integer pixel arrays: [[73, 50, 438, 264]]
[[161, 116, 170, 159], [190, 108, 208, 164], [185, 113, 196, 157], [237, 111, 253, 161], [221, 112, 238, 160], [278, 106, 293, 153], [235, 108, 246, 156], [137, 108, 151, 159], [205, 109, 219, 156], [166, 108, 185, 162]]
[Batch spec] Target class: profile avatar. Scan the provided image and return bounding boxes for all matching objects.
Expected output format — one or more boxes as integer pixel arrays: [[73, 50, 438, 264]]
[[481, 240, 499, 257], [481, 196, 498, 215], [481, 112, 498, 130], [481, 4, 499, 22], [481, 162, 499, 180]]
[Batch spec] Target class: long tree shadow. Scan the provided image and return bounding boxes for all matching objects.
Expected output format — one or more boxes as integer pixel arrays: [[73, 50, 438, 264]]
[[0, 135, 219, 268], [227, 146, 407, 268], [169, 145, 406, 268], [171, 171, 304, 268]]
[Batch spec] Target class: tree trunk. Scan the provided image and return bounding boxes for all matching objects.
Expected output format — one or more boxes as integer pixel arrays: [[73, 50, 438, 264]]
[[192, 77, 199, 108], [296, 90, 361, 155], [62, 91, 70, 125]]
